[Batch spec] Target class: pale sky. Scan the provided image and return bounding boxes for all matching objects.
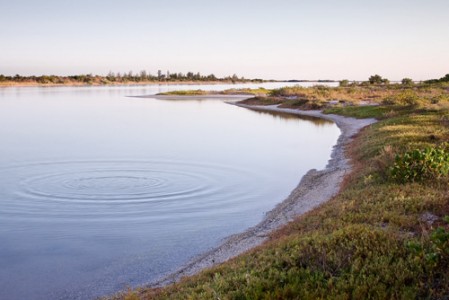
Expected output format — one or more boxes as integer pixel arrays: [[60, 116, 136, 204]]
[[1, 0, 448, 80]]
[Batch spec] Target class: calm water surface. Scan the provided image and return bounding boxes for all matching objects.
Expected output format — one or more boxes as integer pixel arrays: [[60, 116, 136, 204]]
[[0, 83, 339, 299]]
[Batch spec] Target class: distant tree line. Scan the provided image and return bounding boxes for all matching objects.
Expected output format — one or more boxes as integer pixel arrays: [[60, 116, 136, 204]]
[[424, 74, 449, 84], [104, 70, 252, 83], [0, 71, 266, 85], [338, 74, 449, 87], [339, 74, 391, 87]]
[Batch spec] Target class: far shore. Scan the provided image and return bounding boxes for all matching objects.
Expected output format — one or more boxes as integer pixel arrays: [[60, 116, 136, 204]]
[[132, 96, 376, 289], [0, 80, 277, 88]]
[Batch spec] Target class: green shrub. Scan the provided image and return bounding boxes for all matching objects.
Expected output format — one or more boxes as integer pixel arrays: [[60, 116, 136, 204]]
[[158, 89, 208, 96], [339, 79, 349, 87], [269, 86, 305, 97], [390, 146, 449, 183], [382, 91, 420, 106], [369, 74, 389, 85], [402, 78, 414, 86], [407, 216, 449, 269], [430, 94, 449, 104], [431, 217, 449, 259]]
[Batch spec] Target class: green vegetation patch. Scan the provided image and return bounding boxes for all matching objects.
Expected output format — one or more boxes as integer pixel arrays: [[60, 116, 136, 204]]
[[238, 96, 284, 106], [158, 88, 270, 96], [157, 89, 209, 96], [324, 106, 395, 119], [221, 87, 269, 96], [391, 145, 449, 183]]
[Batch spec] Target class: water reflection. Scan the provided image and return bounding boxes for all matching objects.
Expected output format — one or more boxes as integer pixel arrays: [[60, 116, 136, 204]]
[[245, 108, 333, 126]]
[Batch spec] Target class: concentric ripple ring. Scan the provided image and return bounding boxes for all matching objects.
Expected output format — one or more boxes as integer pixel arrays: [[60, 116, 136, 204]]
[[2, 159, 262, 220]]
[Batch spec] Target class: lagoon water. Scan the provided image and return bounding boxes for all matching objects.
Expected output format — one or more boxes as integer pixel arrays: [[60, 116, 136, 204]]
[[0, 83, 339, 299]]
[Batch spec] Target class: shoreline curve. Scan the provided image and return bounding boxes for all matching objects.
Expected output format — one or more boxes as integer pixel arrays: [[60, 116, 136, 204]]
[[145, 102, 377, 288]]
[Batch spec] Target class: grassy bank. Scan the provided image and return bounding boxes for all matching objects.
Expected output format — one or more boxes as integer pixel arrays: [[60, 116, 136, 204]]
[[238, 83, 449, 110], [117, 85, 449, 299]]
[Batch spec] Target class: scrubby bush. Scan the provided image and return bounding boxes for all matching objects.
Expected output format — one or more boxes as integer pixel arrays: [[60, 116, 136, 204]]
[[369, 74, 389, 85], [390, 145, 449, 183], [382, 91, 420, 106], [431, 94, 449, 104], [339, 79, 349, 87], [408, 216, 449, 270], [401, 78, 413, 85], [431, 217, 449, 258], [269, 85, 305, 97], [425, 74, 449, 84]]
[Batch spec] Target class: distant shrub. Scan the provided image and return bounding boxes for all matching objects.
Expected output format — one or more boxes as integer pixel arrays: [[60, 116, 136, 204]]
[[339, 79, 349, 87], [424, 74, 449, 84], [390, 145, 449, 183], [286, 99, 309, 107], [381, 97, 395, 105], [431, 94, 449, 104], [159, 89, 208, 96], [369, 74, 389, 85], [269, 86, 305, 97], [382, 91, 420, 106], [401, 78, 414, 86]]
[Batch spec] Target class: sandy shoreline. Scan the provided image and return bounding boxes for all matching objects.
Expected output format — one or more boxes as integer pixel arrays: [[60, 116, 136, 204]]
[[144, 102, 377, 288]]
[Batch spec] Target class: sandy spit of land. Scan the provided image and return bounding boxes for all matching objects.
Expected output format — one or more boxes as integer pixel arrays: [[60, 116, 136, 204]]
[[144, 101, 377, 288], [135, 94, 251, 101]]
